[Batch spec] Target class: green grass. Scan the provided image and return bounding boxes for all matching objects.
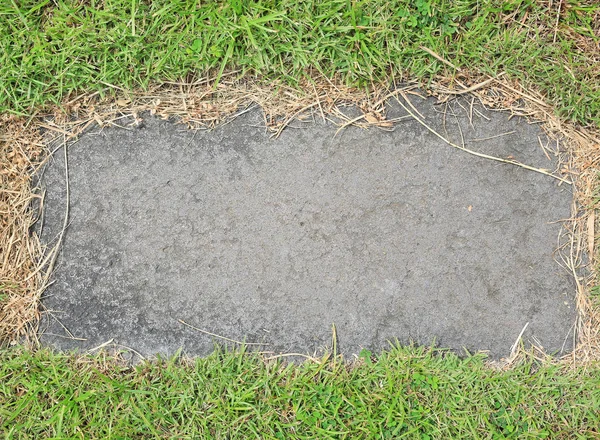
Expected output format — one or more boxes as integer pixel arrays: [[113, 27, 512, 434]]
[[1, 346, 599, 438], [0, 0, 599, 127]]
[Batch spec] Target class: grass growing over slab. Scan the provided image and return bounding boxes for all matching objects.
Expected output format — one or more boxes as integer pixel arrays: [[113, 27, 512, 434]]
[[0, 0, 598, 128], [1, 346, 599, 438]]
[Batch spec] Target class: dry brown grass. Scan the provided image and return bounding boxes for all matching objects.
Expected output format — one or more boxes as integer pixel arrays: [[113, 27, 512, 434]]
[[0, 115, 45, 345], [1, 71, 599, 366]]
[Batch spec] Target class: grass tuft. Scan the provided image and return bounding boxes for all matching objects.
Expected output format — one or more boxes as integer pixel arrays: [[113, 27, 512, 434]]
[[0, 1, 598, 127], [1, 346, 599, 438]]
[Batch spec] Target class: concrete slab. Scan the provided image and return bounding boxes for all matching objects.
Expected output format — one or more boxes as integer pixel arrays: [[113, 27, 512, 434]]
[[39, 97, 576, 360]]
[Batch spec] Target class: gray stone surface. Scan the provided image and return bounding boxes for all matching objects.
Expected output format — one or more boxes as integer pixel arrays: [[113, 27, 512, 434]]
[[39, 96, 576, 360]]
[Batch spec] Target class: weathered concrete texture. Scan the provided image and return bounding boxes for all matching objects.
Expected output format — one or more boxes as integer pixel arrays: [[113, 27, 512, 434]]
[[39, 96, 576, 360]]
